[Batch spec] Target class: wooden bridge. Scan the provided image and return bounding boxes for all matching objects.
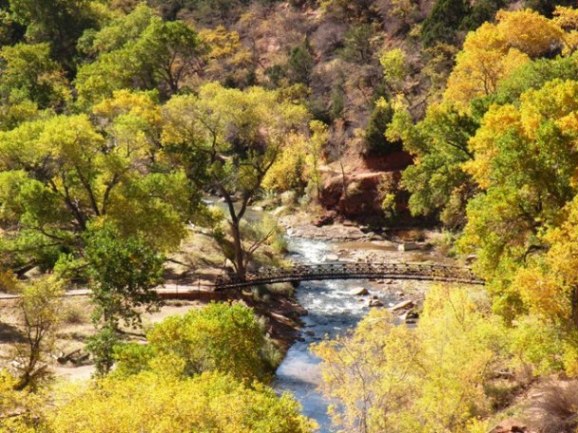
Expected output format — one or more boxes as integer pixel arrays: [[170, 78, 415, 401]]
[[215, 262, 484, 290]]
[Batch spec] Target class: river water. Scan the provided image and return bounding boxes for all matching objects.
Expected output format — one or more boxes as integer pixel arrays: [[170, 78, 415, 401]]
[[274, 237, 395, 433]]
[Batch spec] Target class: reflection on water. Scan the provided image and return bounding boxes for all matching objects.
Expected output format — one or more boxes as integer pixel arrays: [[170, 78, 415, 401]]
[[274, 238, 394, 433]]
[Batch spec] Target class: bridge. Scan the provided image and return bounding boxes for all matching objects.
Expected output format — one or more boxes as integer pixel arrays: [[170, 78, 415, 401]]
[[215, 262, 484, 290]]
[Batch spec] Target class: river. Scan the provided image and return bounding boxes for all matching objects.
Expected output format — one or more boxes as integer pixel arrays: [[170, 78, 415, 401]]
[[274, 236, 396, 433]]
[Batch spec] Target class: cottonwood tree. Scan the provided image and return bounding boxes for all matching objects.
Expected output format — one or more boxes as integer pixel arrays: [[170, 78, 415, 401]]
[[75, 4, 204, 105], [0, 90, 192, 271], [162, 83, 309, 280]]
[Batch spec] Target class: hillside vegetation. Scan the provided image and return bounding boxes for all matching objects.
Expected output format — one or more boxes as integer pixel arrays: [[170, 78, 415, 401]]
[[2, 0, 578, 432]]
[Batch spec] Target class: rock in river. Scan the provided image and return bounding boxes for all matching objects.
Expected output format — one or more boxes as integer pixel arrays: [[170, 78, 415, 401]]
[[351, 287, 369, 296]]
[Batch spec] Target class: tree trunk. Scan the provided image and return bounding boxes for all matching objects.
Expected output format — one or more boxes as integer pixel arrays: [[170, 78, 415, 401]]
[[339, 160, 348, 214], [572, 286, 578, 329], [230, 219, 246, 281]]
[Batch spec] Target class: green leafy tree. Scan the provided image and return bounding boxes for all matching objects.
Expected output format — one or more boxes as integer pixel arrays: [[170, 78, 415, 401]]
[[8, 0, 103, 70], [115, 302, 278, 382], [85, 224, 164, 375], [0, 42, 70, 110], [287, 39, 315, 85], [0, 91, 192, 270], [364, 97, 400, 155], [387, 102, 478, 227], [162, 83, 308, 280], [340, 23, 375, 64], [76, 4, 203, 105]]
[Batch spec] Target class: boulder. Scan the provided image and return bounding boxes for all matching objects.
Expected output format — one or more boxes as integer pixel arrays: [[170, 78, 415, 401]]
[[369, 299, 384, 307], [313, 211, 337, 227], [351, 287, 369, 296], [401, 310, 419, 322], [390, 300, 414, 311], [397, 242, 420, 252]]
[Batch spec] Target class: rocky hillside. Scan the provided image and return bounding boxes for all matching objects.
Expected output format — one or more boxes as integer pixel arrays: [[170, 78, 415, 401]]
[[149, 0, 569, 222]]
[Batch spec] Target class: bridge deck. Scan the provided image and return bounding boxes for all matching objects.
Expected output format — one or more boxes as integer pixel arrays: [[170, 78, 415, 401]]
[[215, 262, 484, 290]]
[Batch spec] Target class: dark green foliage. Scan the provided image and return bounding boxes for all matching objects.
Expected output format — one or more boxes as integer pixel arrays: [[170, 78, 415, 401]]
[[288, 40, 314, 85], [86, 224, 164, 329], [8, 0, 102, 71], [473, 56, 578, 114], [0, 2, 25, 46], [265, 64, 287, 88], [340, 23, 374, 64], [524, 0, 575, 17], [364, 99, 401, 155], [148, 0, 268, 23], [330, 83, 345, 120], [461, 0, 506, 31], [86, 324, 120, 376], [421, 0, 470, 46]]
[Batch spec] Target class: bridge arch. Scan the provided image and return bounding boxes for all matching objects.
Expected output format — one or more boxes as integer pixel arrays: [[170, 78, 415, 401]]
[[215, 262, 484, 290]]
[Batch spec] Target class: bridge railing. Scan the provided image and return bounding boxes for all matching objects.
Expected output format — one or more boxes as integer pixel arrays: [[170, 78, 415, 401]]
[[215, 261, 484, 289]]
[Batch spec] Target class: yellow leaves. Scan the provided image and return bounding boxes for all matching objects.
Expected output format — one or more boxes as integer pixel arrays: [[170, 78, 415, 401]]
[[445, 24, 530, 109], [514, 267, 570, 322], [554, 7, 578, 55], [48, 371, 315, 433], [315, 287, 506, 433], [92, 89, 161, 127], [380, 48, 408, 90], [465, 104, 521, 189], [444, 10, 570, 110], [199, 25, 251, 65], [496, 10, 563, 57], [262, 133, 307, 192]]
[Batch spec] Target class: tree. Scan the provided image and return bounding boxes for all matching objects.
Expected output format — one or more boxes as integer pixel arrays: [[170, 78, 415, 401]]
[[0, 369, 44, 432], [444, 10, 565, 110], [0, 91, 192, 270], [8, 0, 104, 70], [364, 97, 400, 155], [340, 24, 375, 64], [421, 0, 470, 46], [75, 4, 203, 105], [525, 0, 575, 17], [0, 42, 70, 110], [162, 83, 309, 280], [115, 302, 278, 382], [287, 39, 315, 85], [48, 371, 315, 433], [387, 102, 478, 227], [12, 277, 63, 390], [84, 224, 164, 375], [458, 79, 578, 319], [314, 286, 507, 433], [85, 224, 164, 330]]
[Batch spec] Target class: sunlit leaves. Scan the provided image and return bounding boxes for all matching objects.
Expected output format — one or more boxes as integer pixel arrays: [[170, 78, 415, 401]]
[[49, 371, 315, 433]]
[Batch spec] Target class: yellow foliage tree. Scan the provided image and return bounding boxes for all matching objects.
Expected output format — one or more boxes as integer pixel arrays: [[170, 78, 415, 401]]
[[445, 10, 566, 110], [48, 371, 315, 433], [314, 286, 507, 433]]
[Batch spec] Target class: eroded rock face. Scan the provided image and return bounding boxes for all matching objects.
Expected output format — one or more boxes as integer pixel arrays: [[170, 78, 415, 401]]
[[317, 150, 413, 221]]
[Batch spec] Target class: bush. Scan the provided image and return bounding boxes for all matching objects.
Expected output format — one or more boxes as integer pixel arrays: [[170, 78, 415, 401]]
[[115, 302, 278, 382]]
